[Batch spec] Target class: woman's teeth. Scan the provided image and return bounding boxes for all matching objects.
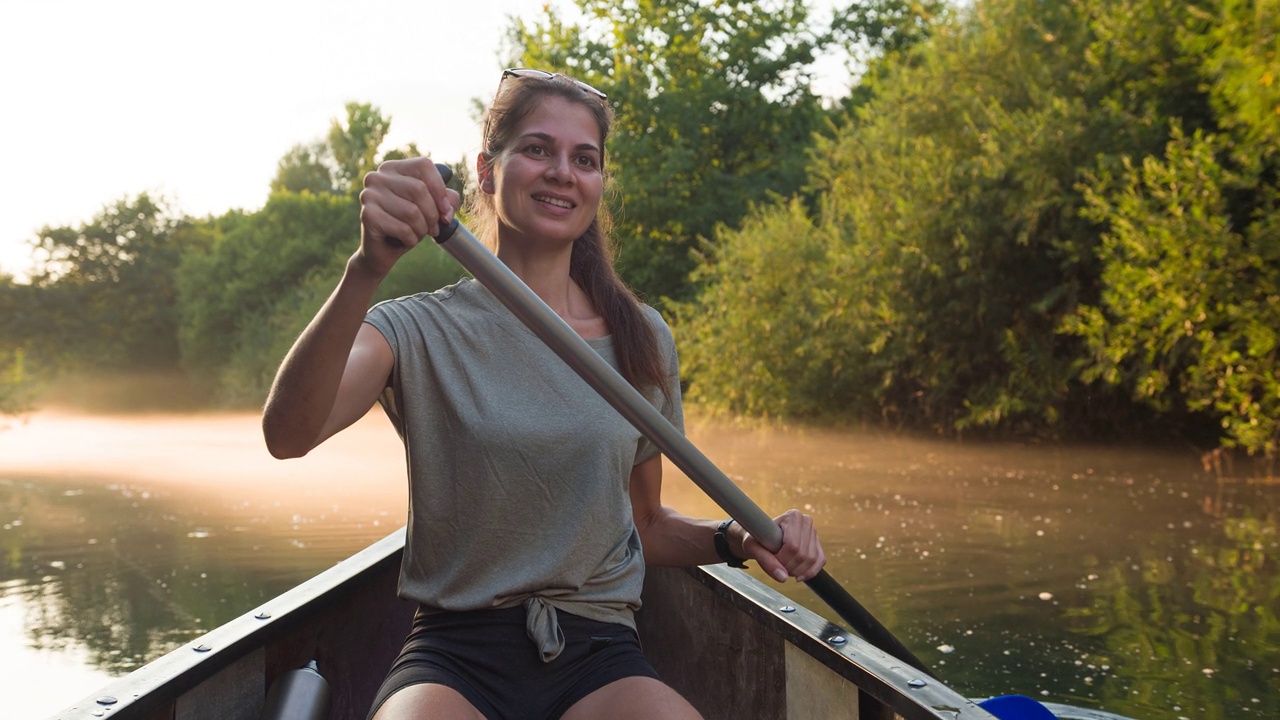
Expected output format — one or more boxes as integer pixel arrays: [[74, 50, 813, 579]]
[[535, 195, 572, 209]]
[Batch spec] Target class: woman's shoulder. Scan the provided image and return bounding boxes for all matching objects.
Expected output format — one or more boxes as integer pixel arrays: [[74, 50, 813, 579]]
[[371, 277, 479, 311], [366, 279, 493, 334], [637, 303, 675, 347], [636, 302, 666, 326]]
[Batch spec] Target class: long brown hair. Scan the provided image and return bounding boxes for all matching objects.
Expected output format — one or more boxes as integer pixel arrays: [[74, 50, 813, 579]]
[[466, 72, 668, 396]]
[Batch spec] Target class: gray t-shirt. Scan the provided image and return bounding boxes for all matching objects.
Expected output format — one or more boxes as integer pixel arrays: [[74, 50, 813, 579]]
[[364, 278, 682, 660]]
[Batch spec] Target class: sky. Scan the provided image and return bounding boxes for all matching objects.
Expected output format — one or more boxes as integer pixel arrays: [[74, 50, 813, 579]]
[[0, 0, 850, 281]]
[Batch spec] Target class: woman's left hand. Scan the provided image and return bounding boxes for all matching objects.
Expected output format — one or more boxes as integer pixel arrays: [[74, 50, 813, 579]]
[[741, 509, 826, 583]]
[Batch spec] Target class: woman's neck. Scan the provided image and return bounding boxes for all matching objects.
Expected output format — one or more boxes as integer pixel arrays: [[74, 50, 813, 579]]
[[496, 240, 606, 338]]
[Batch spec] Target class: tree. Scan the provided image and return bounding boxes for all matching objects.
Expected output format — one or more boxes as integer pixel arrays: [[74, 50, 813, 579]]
[[177, 102, 454, 403], [22, 194, 186, 370], [1065, 0, 1280, 461], [0, 273, 34, 414], [271, 141, 335, 195], [829, 0, 948, 60], [270, 102, 419, 197], [678, 0, 1241, 439], [506, 0, 830, 303], [685, 0, 1118, 430], [0, 347, 32, 415], [329, 102, 391, 193], [1069, 128, 1279, 462], [175, 193, 357, 382]]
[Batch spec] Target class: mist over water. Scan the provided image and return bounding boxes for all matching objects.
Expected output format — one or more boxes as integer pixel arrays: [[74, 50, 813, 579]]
[[0, 402, 407, 718], [1, 400, 1276, 720]]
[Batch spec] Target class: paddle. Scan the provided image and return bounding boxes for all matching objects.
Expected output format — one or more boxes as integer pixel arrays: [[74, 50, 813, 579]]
[[415, 164, 1055, 720]]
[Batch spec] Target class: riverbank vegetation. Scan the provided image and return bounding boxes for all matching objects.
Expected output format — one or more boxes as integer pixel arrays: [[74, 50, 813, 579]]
[[1, 0, 1276, 465]]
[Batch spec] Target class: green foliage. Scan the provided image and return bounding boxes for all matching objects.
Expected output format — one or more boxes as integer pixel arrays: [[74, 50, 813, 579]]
[[1068, 127, 1280, 459], [271, 141, 335, 195], [2, 0, 1273, 454], [676, 199, 863, 417], [679, 0, 1279, 451], [176, 101, 450, 405], [376, 240, 467, 302], [1062, 0, 1280, 458], [0, 347, 33, 414], [506, 0, 830, 303], [1183, 0, 1280, 163], [20, 194, 186, 371], [271, 102, 419, 197], [829, 0, 948, 59], [174, 192, 357, 400], [684, 0, 1111, 431], [0, 274, 29, 414], [328, 102, 393, 194]]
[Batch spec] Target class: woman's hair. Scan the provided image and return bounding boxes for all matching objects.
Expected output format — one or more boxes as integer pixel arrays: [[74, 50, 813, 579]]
[[465, 72, 668, 397]]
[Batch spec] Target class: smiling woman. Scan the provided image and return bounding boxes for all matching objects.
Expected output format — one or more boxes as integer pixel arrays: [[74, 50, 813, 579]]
[[260, 67, 828, 720]]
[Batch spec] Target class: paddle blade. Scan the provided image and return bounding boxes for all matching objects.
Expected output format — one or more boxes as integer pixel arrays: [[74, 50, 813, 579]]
[[979, 695, 1058, 720]]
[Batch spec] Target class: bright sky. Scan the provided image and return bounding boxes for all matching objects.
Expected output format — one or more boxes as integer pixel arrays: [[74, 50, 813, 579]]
[[0, 0, 850, 282]]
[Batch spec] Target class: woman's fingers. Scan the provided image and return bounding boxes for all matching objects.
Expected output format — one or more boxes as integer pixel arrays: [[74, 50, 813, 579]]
[[360, 158, 459, 245], [743, 509, 827, 583]]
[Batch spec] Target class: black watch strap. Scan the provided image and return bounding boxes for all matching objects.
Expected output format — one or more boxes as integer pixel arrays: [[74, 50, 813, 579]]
[[714, 518, 748, 568]]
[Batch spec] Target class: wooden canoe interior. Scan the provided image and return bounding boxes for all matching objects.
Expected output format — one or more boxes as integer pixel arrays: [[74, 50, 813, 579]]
[[53, 531, 998, 720]]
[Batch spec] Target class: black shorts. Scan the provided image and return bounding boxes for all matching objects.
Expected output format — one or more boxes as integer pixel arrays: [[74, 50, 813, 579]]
[[367, 605, 660, 720]]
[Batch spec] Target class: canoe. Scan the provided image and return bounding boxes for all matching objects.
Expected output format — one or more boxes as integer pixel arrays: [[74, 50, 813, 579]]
[[51, 529, 1004, 720]]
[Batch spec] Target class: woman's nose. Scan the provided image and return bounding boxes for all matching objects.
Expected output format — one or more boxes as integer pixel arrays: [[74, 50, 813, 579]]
[[545, 153, 573, 183]]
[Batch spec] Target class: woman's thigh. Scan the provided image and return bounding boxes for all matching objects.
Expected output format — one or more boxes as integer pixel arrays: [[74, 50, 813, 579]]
[[559, 676, 703, 720], [371, 683, 487, 720]]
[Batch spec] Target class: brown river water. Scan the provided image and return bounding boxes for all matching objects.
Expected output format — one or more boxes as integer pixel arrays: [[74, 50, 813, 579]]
[[1, 408, 1276, 720]]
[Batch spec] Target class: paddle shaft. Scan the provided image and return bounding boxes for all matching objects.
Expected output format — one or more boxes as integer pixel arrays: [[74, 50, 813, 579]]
[[427, 205, 933, 677]]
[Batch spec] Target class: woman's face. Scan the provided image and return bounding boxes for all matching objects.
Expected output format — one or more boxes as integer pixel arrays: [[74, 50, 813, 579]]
[[488, 96, 605, 249]]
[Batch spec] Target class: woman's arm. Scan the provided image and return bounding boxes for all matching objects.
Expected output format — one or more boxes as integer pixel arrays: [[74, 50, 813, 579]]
[[261, 267, 393, 459], [629, 455, 826, 583], [261, 158, 458, 458]]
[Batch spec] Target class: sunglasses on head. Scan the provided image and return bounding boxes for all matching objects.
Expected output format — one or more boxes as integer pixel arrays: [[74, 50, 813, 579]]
[[483, 68, 609, 150], [499, 68, 608, 100]]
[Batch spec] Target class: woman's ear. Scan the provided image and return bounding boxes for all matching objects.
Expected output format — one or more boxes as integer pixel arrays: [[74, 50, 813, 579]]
[[476, 155, 496, 194]]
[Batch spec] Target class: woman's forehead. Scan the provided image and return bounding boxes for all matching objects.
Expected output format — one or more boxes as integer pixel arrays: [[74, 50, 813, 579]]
[[511, 97, 604, 151]]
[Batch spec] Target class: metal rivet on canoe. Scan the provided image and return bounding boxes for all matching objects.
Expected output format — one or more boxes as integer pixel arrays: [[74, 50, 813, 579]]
[[194, 644, 212, 653], [828, 635, 846, 645], [96, 696, 118, 706], [255, 611, 272, 620], [780, 605, 796, 613], [908, 678, 928, 688]]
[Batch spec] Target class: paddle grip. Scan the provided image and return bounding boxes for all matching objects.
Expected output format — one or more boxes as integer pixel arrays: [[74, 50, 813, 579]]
[[383, 162, 459, 248]]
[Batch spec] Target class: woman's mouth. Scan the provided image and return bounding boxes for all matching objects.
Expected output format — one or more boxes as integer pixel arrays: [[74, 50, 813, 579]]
[[534, 195, 574, 209]]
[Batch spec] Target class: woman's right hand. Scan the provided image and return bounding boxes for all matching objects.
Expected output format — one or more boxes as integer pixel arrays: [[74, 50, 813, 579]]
[[356, 157, 460, 277]]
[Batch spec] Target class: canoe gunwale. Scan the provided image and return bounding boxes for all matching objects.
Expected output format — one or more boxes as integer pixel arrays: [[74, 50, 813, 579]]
[[52, 529, 408, 720], [54, 529, 999, 720], [682, 563, 999, 720]]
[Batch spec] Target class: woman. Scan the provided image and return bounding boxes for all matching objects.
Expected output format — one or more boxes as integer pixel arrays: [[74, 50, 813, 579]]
[[262, 69, 826, 720]]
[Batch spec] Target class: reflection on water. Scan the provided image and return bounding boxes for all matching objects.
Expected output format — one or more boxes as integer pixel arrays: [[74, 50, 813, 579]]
[[1, 410, 1276, 720], [659, 420, 1278, 720], [0, 409, 406, 718]]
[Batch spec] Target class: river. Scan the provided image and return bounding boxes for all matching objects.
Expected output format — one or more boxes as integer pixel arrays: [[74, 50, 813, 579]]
[[1, 408, 1276, 719]]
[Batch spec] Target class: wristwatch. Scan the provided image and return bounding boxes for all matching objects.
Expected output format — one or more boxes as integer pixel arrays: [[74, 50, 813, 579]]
[[714, 518, 748, 568]]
